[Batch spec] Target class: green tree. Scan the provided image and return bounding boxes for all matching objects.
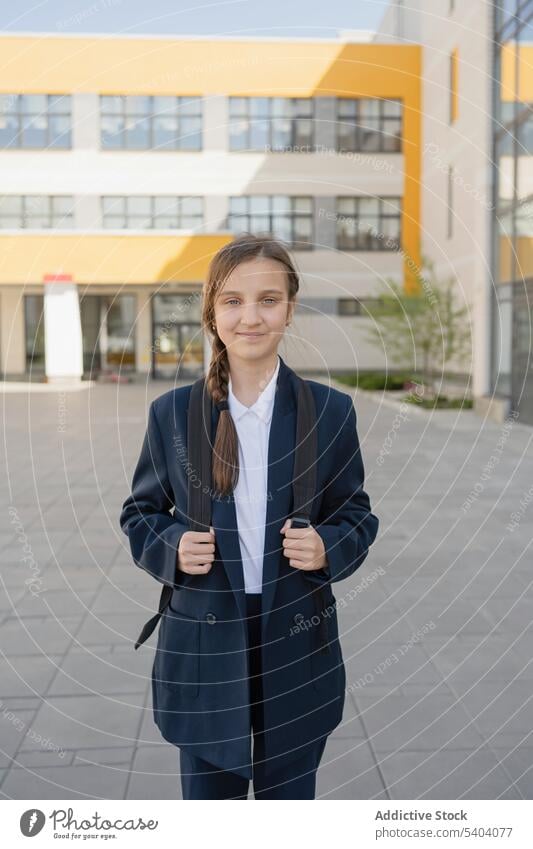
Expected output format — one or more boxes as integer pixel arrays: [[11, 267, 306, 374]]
[[364, 255, 472, 396]]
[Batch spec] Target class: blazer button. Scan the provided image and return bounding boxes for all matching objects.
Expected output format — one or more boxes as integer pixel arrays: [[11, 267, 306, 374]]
[[293, 613, 305, 625], [206, 612, 217, 625]]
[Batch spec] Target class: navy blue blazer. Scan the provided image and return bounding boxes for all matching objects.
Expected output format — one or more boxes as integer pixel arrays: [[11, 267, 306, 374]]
[[119, 355, 379, 779]]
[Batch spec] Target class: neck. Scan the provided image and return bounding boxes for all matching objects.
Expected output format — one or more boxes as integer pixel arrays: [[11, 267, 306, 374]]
[[227, 352, 279, 407]]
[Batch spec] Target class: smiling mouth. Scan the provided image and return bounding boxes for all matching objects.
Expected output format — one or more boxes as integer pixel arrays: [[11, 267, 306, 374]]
[[237, 332, 264, 336]]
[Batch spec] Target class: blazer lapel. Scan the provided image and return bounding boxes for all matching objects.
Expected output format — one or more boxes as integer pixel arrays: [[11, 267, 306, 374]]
[[205, 356, 297, 630], [209, 400, 248, 625], [260, 356, 296, 637]]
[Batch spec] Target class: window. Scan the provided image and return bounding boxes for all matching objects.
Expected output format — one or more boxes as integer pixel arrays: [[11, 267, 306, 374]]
[[338, 298, 360, 316], [227, 196, 313, 249], [336, 98, 402, 153], [449, 49, 458, 124], [101, 196, 203, 229], [0, 94, 71, 149], [338, 297, 396, 316], [229, 97, 314, 151], [515, 107, 533, 155], [294, 297, 337, 315], [335, 197, 401, 250], [100, 95, 202, 150], [24, 295, 45, 371], [447, 166, 454, 238], [515, 196, 533, 236], [0, 195, 75, 228], [495, 0, 517, 37]]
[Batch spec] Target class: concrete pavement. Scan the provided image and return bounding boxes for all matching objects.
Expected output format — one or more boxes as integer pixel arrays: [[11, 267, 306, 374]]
[[0, 378, 531, 799]]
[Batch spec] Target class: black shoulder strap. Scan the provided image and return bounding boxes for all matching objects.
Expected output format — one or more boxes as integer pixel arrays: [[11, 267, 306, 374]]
[[134, 378, 210, 650], [134, 371, 329, 653], [290, 379, 317, 525], [188, 377, 214, 533], [290, 380, 330, 655]]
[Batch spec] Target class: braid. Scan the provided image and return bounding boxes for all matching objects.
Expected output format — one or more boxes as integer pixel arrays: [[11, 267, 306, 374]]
[[207, 335, 230, 405], [207, 337, 240, 496]]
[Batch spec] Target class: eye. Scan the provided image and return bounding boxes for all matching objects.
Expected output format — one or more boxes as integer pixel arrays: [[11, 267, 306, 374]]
[[225, 297, 277, 305]]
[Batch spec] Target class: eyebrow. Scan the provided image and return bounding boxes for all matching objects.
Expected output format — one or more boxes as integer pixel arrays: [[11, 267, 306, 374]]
[[221, 289, 285, 296]]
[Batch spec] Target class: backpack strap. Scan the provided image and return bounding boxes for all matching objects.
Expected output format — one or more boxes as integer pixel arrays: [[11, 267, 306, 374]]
[[188, 377, 213, 534], [134, 377, 211, 650], [290, 379, 330, 655]]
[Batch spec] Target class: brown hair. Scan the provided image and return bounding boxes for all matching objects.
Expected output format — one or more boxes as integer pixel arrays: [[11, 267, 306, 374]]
[[202, 233, 300, 497]]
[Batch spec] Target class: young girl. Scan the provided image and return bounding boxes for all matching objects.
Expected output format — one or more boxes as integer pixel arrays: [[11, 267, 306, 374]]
[[120, 234, 379, 800]]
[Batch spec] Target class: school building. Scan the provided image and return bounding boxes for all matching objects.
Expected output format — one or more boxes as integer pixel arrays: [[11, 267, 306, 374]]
[[0, 32, 420, 382], [1, 4, 531, 424]]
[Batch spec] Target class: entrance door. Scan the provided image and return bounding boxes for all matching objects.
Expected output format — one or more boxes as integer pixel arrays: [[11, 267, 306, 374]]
[[152, 293, 204, 379], [79, 294, 136, 377]]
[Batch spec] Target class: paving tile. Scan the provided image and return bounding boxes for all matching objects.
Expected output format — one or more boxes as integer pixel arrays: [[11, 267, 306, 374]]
[[127, 745, 181, 799], [355, 687, 486, 754], [47, 647, 149, 697], [489, 747, 533, 798], [0, 709, 39, 769], [0, 763, 129, 799], [316, 736, 387, 799], [17, 694, 141, 752], [0, 653, 62, 698], [379, 746, 523, 800]]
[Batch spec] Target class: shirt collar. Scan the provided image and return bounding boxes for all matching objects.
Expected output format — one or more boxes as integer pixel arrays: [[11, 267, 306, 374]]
[[227, 355, 280, 424]]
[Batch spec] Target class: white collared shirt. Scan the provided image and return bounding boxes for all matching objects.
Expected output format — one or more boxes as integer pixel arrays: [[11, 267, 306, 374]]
[[227, 355, 281, 594]]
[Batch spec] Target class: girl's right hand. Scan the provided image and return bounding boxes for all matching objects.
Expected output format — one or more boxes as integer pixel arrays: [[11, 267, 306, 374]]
[[177, 527, 216, 574]]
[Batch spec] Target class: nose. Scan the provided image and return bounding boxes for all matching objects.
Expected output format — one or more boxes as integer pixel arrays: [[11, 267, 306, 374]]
[[240, 300, 262, 326]]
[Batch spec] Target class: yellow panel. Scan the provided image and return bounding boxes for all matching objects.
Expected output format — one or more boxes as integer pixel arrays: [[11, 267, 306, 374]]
[[500, 42, 533, 102], [500, 43, 517, 101], [515, 235, 533, 279], [450, 48, 459, 123], [499, 234, 515, 284], [0, 37, 419, 97], [517, 44, 533, 102], [0, 234, 233, 284], [0, 36, 421, 294]]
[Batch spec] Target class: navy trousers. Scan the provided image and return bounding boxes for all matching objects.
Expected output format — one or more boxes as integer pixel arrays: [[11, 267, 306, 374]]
[[179, 592, 328, 799]]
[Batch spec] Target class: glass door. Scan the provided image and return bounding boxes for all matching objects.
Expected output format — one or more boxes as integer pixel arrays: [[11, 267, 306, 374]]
[[152, 292, 204, 379], [79, 294, 136, 377]]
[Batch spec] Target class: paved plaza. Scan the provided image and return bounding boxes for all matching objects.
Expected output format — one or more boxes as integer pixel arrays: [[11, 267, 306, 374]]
[[1, 377, 532, 799]]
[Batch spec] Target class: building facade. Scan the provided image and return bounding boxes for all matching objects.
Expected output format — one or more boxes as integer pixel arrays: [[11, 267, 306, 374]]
[[377, 0, 533, 425], [0, 33, 421, 382], [492, 2, 533, 424]]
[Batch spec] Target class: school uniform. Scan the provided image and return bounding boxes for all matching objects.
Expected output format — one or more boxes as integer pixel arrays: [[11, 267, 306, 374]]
[[120, 354, 379, 798]]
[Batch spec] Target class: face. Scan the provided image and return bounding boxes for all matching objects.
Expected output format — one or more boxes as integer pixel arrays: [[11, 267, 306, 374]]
[[213, 257, 293, 363]]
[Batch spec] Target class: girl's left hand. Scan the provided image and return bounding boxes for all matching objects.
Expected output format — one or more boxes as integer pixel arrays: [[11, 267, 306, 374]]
[[280, 518, 328, 571]]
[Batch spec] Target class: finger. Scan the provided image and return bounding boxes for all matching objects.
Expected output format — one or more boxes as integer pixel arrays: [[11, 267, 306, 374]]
[[190, 531, 215, 542], [186, 552, 215, 563], [283, 540, 311, 553], [183, 564, 212, 574], [289, 558, 309, 568], [187, 542, 215, 553]]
